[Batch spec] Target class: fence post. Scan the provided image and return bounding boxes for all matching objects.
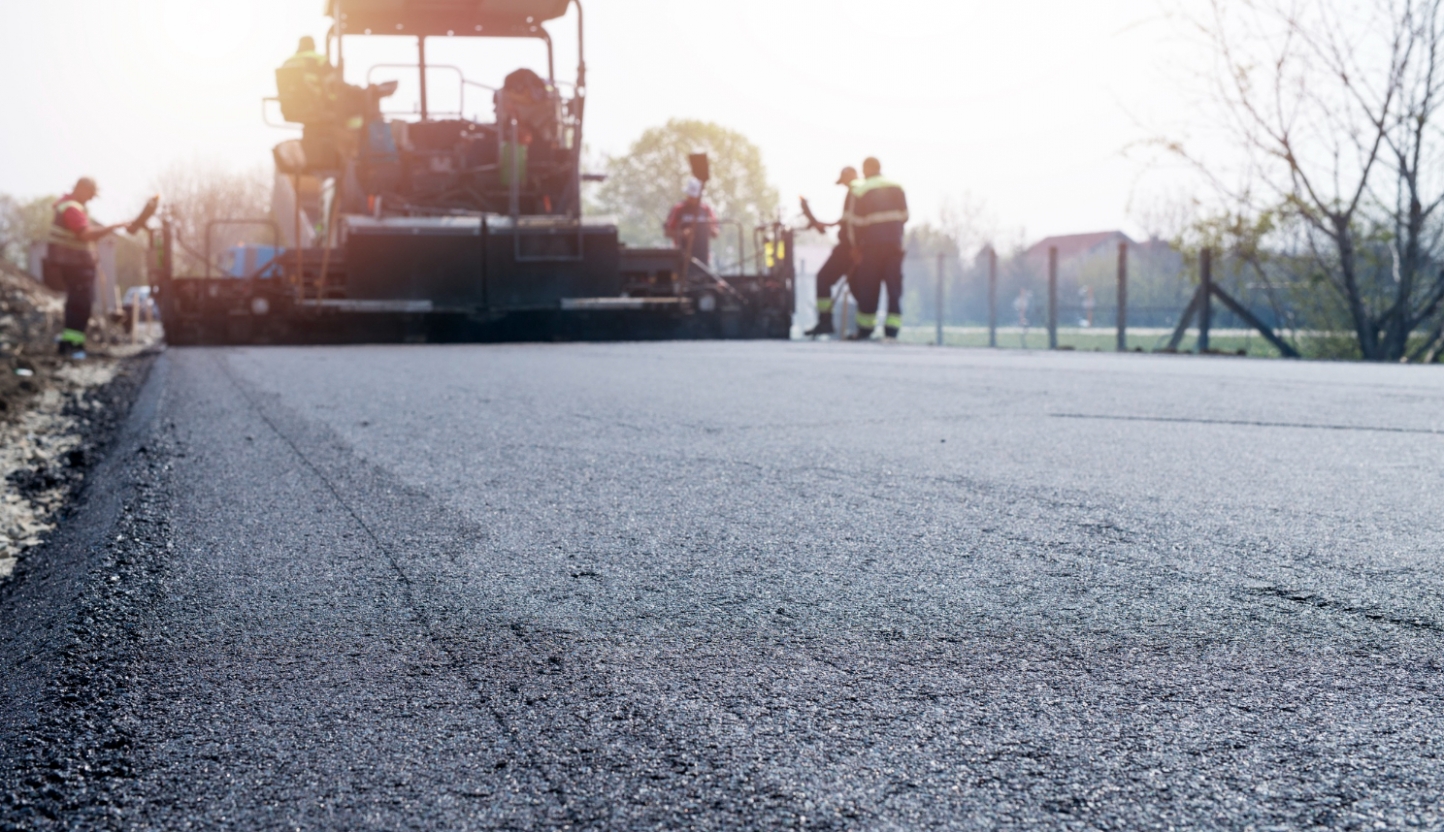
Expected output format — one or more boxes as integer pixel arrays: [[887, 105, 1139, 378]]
[[1116, 242, 1128, 352], [1199, 247, 1212, 353], [935, 252, 945, 346], [987, 247, 998, 348], [1047, 246, 1058, 350]]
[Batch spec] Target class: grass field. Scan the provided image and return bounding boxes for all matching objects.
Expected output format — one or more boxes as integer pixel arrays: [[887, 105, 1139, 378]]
[[889, 326, 1291, 357]]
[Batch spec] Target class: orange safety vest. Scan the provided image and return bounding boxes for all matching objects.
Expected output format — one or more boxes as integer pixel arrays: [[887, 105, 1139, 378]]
[[48, 198, 94, 264]]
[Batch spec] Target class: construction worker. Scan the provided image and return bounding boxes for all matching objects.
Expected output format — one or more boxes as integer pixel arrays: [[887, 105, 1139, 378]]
[[845, 157, 909, 340], [280, 36, 366, 124], [664, 177, 719, 274], [277, 35, 373, 170], [47, 177, 124, 357], [282, 36, 329, 101], [800, 165, 859, 337]]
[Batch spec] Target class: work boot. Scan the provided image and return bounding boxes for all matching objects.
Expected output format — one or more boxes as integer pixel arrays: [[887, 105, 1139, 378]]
[[58, 328, 86, 356], [846, 327, 875, 341], [804, 317, 834, 338], [883, 315, 902, 341]]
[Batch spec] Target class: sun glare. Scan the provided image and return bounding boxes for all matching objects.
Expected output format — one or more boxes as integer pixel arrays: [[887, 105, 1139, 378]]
[[158, 0, 260, 61]]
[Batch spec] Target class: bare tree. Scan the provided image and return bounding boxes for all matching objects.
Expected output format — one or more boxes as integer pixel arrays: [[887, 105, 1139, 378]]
[[1186, 0, 1444, 360], [1382, 1, 1444, 357], [151, 161, 271, 276], [938, 193, 997, 262]]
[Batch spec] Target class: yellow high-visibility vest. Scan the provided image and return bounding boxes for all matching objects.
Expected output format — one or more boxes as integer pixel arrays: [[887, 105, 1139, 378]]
[[48, 199, 91, 255], [283, 50, 328, 70]]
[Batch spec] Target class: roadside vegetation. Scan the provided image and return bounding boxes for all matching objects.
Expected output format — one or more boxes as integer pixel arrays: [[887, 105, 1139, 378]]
[[0, 161, 270, 287], [151, 161, 271, 276], [1164, 0, 1444, 363], [590, 119, 779, 273]]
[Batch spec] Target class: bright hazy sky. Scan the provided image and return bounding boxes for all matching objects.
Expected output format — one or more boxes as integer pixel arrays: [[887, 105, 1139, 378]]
[[0, 1, 1206, 242]]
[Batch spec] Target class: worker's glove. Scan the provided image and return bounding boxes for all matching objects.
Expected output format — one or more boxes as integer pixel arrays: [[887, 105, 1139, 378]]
[[127, 195, 161, 235]]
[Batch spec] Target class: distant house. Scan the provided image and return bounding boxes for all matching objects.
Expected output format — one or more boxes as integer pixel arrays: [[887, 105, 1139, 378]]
[[1023, 230, 1136, 262]]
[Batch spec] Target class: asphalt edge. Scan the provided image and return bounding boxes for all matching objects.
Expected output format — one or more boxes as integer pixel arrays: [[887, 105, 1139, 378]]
[[0, 352, 171, 829]]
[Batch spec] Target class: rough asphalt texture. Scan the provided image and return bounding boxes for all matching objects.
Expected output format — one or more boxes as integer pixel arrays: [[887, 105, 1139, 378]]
[[3, 342, 1444, 830]]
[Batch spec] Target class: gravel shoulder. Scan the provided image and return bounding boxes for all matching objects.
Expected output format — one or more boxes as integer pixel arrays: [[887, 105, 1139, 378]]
[[1, 264, 159, 580]]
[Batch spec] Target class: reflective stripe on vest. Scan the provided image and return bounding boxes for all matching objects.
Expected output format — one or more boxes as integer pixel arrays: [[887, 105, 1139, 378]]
[[851, 209, 910, 227], [283, 51, 328, 69], [282, 51, 329, 98], [849, 176, 904, 199], [849, 177, 909, 222], [49, 200, 90, 253]]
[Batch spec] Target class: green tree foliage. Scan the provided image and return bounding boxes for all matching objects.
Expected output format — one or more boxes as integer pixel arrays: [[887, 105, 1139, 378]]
[[1170, 207, 1378, 358], [591, 119, 778, 271], [0, 194, 59, 271]]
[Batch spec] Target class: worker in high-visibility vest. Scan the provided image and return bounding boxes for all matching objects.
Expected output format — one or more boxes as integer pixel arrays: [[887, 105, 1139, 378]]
[[664, 178, 720, 276], [282, 36, 329, 99], [801, 165, 859, 338], [279, 36, 356, 126], [47, 177, 125, 357], [844, 157, 909, 340], [277, 35, 373, 165]]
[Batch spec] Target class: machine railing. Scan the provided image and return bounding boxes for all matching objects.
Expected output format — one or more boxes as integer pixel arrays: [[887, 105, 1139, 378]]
[[366, 63, 499, 121], [203, 219, 280, 279], [261, 97, 302, 130], [710, 220, 748, 276]]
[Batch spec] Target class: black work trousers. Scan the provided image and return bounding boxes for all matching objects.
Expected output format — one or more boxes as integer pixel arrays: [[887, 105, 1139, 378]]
[[61, 264, 95, 337], [850, 244, 904, 330], [814, 242, 854, 303]]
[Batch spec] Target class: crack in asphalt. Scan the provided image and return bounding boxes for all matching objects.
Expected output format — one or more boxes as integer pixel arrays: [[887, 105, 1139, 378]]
[[210, 353, 581, 824], [1051, 412, 1444, 435], [1246, 583, 1444, 633]]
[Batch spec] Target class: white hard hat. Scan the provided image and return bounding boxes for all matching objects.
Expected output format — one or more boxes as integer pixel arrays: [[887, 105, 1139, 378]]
[[684, 177, 703, 199]]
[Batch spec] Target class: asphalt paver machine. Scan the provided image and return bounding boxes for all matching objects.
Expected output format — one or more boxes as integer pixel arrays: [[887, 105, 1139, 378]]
[[157, 0, 794, 344]]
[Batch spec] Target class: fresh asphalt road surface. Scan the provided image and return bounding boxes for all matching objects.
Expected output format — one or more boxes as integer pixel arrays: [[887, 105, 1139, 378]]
[[6, 341, 1444, 829]]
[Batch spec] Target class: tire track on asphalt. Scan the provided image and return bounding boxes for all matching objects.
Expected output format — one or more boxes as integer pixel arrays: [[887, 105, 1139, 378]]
[[209, 351, 579, 824]]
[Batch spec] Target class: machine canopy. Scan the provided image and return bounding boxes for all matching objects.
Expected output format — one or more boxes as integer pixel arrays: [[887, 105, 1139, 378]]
[[329, 0, 570, 36]]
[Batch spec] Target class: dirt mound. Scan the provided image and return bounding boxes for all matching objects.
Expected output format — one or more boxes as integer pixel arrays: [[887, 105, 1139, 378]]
[[1, 261, 156, 578], [1, 262, 64, 420], [0, 261, 62, 352]]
